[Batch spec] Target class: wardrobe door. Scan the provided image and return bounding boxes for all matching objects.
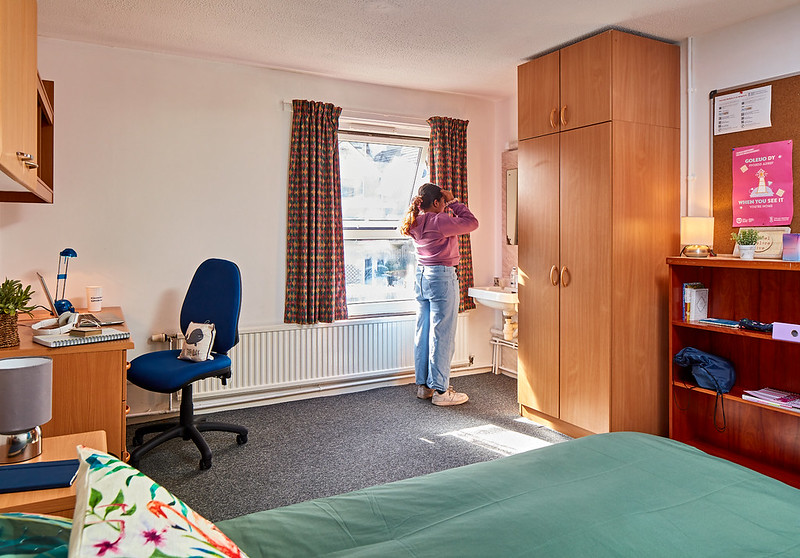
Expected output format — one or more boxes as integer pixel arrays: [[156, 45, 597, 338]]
[[517, 134, 560, 417], [518, 51, 560, 140], [559, 31, 612, 132], [558, 123, 612, 433]]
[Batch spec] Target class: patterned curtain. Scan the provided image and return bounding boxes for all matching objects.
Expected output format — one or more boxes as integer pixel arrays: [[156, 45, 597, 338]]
[[427, 116, 475, 312], [284, 100, 348, 324]]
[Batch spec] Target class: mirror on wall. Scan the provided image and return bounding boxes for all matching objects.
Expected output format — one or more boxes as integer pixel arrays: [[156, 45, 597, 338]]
[[506, 168, 518, 245]]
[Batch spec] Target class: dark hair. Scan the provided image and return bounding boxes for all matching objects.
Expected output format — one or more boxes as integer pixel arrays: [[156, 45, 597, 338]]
[[400, 183, 443, 236]]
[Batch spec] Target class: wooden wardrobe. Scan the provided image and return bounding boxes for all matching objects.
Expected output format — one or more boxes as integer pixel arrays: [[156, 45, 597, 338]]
[[516, 30, 680, 437]]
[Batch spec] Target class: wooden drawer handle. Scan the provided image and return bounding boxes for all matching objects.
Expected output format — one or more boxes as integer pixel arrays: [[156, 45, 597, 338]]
[[549, 108, 558, 129], [550, 265, 559, 286], [560, 266, 570, 287], [560, 105, 567, 127]]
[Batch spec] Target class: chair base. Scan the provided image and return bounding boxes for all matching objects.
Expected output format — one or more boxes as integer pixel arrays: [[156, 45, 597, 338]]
[[129, 384, 247, 470]]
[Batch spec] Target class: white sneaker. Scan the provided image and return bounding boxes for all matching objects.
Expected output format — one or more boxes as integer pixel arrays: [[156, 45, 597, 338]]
[[431, 386, 469, 406]]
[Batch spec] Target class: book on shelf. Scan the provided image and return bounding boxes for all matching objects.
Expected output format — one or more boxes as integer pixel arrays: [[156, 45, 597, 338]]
[[33, 327, 130, 348], [683, 282, 708, 322], [742, 387, 800, 411], [697, 318, 740, 329]]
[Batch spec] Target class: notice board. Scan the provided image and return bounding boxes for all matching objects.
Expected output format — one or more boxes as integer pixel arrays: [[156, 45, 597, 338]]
[[712, 73, 800, 254]]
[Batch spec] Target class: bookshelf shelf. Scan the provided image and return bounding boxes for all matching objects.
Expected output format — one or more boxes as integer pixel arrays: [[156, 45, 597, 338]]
[[668, 257, 800, 488], [672, 382, 800, 418]]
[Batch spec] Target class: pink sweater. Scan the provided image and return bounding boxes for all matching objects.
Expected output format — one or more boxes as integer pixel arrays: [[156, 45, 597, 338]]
[[408, 202, 479, 267]]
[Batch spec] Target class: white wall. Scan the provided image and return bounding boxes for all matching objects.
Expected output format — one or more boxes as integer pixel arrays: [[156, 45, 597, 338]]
[[686, 4, 800, 217], [0, 38, 505, 409]]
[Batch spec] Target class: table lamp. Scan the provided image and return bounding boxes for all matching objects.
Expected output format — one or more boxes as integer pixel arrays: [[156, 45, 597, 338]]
[[680, 216, 716, 258], [55, 248, 77, 314], [0, 357, 53, 463]]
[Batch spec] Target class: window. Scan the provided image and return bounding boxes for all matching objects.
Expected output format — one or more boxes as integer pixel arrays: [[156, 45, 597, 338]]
[[339, 130, 429, 316]]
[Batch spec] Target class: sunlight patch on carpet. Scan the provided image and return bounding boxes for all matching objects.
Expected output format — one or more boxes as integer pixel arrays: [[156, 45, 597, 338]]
[[440, 424, 551, 456]]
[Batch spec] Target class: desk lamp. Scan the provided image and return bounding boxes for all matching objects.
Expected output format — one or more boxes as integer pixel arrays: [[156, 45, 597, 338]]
[[0, 357, 52, 463], [680, 217, 716, 258], [54, 248, 77, 314]]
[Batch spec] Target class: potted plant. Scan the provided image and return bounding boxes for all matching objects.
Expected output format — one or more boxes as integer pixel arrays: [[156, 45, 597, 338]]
[[0, 278, 38, 348], [731, 229, 761, 260]]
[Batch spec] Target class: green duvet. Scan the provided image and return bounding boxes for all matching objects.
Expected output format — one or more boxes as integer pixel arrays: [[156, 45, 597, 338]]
[[218, 432, 800, 557]]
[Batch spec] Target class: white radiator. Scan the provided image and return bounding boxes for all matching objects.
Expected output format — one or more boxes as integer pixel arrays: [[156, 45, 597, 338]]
[[192, 314, 471, 406]]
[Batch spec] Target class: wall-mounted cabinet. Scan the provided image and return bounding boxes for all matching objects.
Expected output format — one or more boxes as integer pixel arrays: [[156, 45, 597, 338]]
[[517, 30, 680, 437], [0, 0, 54, 203]]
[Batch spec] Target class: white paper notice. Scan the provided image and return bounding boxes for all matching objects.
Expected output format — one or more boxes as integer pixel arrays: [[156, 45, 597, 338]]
[[714, 85, 772, 135]]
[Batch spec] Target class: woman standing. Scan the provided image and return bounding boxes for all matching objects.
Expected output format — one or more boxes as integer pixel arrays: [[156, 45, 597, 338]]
[[400, 183, 479, 406]]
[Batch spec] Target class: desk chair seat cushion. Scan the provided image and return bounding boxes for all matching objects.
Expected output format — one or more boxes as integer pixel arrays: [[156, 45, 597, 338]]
[[128, 350, 232, 394], [69, 446, 248, 558]]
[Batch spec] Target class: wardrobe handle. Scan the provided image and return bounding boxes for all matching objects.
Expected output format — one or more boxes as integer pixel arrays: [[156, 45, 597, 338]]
[[560, 105, 567, 127], [549, 108, 558, 129], [560, 266, 570, 287], [16, 152, 33, 161], [24, 160, 39, 169], [550, 265, 559, 286]]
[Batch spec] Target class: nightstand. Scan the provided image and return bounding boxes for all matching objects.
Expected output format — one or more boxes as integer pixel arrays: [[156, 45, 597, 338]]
[[0, 430, 106, 518]]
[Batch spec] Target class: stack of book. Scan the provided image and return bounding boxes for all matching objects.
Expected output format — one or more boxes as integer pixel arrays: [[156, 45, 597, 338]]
[[683, 282, 708, 322], [742, 388, 800, 412]]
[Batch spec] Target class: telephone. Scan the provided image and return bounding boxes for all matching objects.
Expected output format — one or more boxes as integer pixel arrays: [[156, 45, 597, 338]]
[[31, 312, 79, 335]]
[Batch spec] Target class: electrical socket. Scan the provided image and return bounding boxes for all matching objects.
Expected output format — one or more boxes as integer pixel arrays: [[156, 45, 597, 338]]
[[493, 277, 500, 286]]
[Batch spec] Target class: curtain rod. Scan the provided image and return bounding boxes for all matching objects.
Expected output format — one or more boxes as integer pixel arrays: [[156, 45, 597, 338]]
[[281, 100, 430, 126]]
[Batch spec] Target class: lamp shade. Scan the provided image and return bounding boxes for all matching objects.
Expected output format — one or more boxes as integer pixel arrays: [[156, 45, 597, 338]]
[[680, 216, 715, 247], [0, 357, 52, 433]]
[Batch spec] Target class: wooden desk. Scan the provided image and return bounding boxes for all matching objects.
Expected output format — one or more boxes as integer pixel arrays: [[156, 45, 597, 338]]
[[0, 430, 106, 517], [0, 308, 133, 459]]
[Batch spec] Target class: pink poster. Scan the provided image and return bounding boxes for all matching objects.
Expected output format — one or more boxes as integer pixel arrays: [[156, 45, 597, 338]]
[[732, 140, 793, 227]]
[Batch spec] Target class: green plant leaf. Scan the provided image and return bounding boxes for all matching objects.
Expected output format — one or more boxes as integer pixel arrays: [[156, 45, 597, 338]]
[[104, 489, 125, 519], [0, 278, 38, 316], [89, 487, 102, 510]]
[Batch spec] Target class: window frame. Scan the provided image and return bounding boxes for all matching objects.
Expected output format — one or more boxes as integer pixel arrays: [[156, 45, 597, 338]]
[[338, 126, 430, 317]]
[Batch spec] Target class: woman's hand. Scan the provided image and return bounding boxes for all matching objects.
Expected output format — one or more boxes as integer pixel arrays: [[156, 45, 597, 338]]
[[440, 189, 455, 203]]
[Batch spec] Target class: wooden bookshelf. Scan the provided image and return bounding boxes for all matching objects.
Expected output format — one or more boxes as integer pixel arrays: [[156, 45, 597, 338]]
[[668, 256, 800, 488]]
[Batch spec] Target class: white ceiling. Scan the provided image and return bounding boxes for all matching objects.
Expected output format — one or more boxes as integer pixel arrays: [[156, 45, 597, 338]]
[[37, 0, 800, 100]]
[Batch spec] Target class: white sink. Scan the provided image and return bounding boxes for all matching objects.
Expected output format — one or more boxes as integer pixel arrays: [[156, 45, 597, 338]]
[[468, 286, 519, 316]]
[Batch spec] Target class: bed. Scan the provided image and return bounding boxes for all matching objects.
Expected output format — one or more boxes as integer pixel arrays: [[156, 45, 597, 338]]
[[217, 432, 800, 557], [2, 432, 800, 557]]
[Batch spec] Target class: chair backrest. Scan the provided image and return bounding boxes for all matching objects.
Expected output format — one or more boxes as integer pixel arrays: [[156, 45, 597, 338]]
[[180, 259, 242, 356]]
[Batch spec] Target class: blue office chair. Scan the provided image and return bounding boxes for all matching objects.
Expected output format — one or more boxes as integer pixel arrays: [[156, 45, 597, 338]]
[[128, 258, 248, 470]]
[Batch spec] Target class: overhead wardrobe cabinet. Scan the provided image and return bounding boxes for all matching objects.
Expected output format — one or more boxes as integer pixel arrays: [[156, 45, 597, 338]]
[[517, 30, 680, 437], [0, 0, 54, 203]]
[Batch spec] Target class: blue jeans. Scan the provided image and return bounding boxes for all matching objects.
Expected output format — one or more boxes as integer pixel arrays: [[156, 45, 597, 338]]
[[414, 265, 459, 392]]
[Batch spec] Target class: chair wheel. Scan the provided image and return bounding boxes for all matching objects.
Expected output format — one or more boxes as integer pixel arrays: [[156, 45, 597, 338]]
[[236, 433, 248, 445], [132, 435, 143, 446], [200, 457, 212, 470]]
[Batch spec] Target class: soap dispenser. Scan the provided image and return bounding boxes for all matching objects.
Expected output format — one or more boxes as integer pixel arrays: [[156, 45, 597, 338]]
[[509, 267, 518, 290]]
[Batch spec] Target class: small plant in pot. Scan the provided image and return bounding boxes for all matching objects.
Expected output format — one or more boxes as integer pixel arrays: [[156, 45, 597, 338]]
[[731, 229, 762, 260], [0, 278, 38, 348]]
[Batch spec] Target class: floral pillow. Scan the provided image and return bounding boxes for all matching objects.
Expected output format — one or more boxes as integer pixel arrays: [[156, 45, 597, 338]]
[[69, 446, 248, 558]]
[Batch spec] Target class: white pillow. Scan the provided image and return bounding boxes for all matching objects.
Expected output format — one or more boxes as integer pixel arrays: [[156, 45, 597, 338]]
[[178, 322, 216, 362]]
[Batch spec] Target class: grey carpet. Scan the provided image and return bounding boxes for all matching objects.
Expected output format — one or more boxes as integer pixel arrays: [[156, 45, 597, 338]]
[[127, 372, 571, 523]]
